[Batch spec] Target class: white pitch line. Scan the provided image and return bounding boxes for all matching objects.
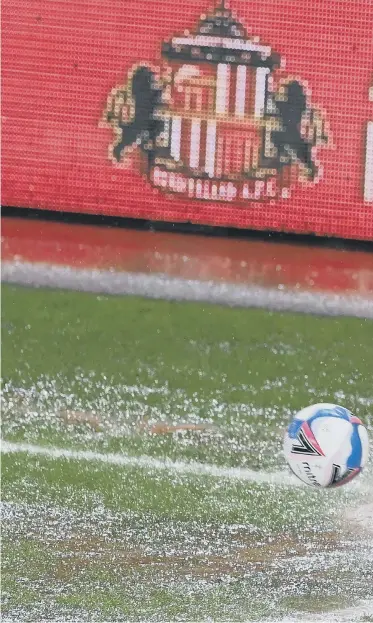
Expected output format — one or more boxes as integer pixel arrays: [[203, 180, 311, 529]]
[[1, 440, 301, 487]]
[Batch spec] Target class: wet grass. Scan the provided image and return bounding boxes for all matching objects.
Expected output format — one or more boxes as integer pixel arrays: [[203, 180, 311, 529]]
[[2, 285, 373, 469], [2, 285, 373, 621], [3, 459, 372, 622], [2, 452, 331, 529]]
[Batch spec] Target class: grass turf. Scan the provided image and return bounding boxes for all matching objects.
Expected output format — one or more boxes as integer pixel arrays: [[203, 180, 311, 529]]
[[2, 284, 373, 621]]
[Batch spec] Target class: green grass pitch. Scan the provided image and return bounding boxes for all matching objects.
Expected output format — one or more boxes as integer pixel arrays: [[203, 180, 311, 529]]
[[2, 285, 373, 621]]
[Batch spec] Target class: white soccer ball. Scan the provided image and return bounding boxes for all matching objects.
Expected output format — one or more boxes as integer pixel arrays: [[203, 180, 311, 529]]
[[283, 403, 369, 488]]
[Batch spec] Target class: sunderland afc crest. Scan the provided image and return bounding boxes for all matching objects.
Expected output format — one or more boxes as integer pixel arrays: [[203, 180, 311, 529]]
[[102, 2, 330, 203]]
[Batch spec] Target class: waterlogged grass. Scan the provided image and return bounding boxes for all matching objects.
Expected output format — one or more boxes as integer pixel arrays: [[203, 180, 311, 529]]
[[2, 453, 372, 621], [2, 285, 373, 469], [3, 287, 372, 403], [2, 452, 329, 528], [2, 540, 363, 623], [2, 285, 373, 621]]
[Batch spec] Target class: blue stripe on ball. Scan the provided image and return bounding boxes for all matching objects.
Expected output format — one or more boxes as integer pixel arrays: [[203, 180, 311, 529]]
[[307, 406, 351, 427], [346, 424, 362, 469], [287, 418, 303, 439]]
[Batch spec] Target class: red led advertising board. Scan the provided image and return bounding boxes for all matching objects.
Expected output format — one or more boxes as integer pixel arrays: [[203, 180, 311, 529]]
[[2, 1, 373, 240]]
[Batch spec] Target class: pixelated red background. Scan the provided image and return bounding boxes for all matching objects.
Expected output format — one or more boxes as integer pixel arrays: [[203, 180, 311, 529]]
[[2, 0, 373, 240]]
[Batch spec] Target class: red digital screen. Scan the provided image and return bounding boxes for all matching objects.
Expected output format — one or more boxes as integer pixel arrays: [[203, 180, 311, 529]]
[[2, 0, 373, 240]]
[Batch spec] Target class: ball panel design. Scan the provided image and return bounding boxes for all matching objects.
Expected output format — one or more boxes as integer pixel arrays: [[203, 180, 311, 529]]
[[283, 403, 369, 489], [327, 467, 361, 489], [287, 418, 303, 439], [307, 407, 351, 428], [346, 424, 363, 469], [309, 417, 351, 458], [350, 415, 363, 425], [293, 403, 338, 422], [358, 425, 370, 468], [299, 421, 325, 456]]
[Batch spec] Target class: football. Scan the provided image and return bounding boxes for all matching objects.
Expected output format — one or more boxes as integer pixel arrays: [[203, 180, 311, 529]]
[[284, 403, 369, 488]]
